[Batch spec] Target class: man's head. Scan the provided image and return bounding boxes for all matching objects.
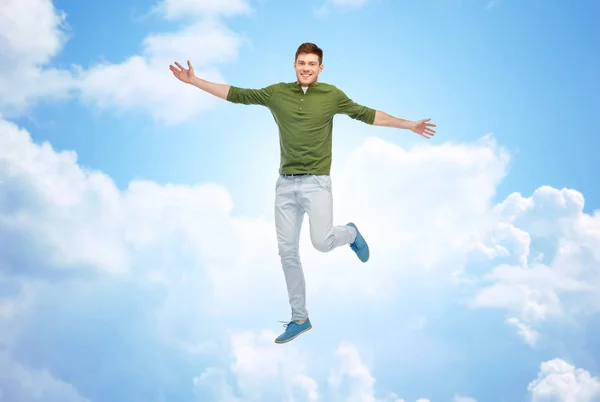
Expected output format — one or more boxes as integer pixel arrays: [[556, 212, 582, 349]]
[[294, 42, 323, 86]]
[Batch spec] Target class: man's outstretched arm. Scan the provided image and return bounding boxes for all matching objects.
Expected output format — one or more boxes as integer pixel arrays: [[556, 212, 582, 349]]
[[169, 60, 230, 99], [189, 76, 230, 100], [170, 60, 275, 106], [336, 88, 436, 139], [373, 110, 437, 139]]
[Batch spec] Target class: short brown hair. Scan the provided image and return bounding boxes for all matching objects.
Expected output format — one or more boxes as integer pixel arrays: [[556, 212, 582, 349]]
[[295, 42, 323, 65]]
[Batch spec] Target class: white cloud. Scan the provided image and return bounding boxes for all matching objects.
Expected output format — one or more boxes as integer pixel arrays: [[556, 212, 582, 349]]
[[194, 329, 319, 400], [467, 186, 600, 344], [77, 18, 247, 124], [76, 0, 252, 124], [0, 350, 90, 402], [0, 0, 76, 116], [0, 275, 34, 353], [328, 342, 377, 402], [1, 117, 600, 400], [195, 331, 427, 402], [0, 118, 129, 274], [0, 116, 252, 277], [0, 0, 65, 64], [506, 316, 540, 346], [528, 359, 600, 402], [193, 368, 241, 402], [231, 330, 321, 400], [309, 135, 509, 301], [0, 0, 252, 123], [4, 111, 598, 335]]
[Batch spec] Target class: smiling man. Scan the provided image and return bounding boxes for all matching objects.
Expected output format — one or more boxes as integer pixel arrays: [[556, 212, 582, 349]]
[[170, 42, 436, 344]]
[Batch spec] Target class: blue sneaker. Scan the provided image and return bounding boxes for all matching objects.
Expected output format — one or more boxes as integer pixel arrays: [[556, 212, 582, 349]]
[[347, 222, 369, 262], [274, 318, 312, 344]]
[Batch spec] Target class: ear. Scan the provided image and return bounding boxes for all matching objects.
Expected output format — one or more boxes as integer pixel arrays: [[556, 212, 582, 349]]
[[319, 64, 324, 72]]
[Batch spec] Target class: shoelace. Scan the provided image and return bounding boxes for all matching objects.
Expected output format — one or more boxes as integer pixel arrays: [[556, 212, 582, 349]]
[[278, 320, 297, 328]]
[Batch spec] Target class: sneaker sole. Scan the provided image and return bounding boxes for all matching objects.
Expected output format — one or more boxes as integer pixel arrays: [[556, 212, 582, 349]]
[[274, 325, 312, 344]]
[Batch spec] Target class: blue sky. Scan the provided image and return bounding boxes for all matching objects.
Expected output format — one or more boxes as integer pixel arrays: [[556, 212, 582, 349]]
[[1, 0, 600, 401]]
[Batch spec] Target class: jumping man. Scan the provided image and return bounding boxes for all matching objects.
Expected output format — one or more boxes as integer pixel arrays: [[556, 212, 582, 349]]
[[170, 42, 436, 344]]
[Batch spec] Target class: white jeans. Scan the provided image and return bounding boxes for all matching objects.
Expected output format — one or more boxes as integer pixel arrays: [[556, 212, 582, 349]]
[[274, 174, 357, 321]]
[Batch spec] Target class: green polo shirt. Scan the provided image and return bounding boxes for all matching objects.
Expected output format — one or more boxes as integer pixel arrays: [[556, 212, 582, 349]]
[[226, 81, 376, 175]]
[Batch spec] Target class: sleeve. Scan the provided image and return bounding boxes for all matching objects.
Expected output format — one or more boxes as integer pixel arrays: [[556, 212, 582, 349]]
[[226, 83, 278, 106], [335, 88, 376, 125]]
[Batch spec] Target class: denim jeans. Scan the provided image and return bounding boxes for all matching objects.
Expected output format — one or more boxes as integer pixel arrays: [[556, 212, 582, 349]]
[[274, 174, 357, 321]]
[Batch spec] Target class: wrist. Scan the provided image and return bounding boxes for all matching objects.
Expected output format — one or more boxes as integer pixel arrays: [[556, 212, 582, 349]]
[[189, 76, 203, 87], [397, 118, 413, 130]]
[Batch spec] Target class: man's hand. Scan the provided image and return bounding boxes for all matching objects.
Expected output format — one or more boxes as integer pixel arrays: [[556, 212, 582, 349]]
[[411, 118, 436, 139], [168, 60, 231, 99], [373, 111, 437, 139], [169, 60, 195, 84]]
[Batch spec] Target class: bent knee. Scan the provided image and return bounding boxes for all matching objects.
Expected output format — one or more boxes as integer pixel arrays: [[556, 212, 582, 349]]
[[311, 236, 333, 253]]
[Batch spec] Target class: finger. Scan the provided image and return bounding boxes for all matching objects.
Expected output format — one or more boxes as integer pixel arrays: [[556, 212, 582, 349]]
[[174, 61, 185, 70], [187, 60, 193, 69]]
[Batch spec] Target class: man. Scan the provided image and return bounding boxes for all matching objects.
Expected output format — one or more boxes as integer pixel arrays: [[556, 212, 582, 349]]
[[170, 42, 436, 344]]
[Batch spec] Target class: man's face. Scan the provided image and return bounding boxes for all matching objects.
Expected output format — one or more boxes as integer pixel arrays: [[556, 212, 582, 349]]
[[294, 53, 323, 86]]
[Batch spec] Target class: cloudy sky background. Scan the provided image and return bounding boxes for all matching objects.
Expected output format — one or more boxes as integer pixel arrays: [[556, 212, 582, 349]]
[[1, 0, 599, 401]]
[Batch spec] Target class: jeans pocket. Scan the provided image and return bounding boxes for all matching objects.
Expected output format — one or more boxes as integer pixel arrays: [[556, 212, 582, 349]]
[[312, 175, 332, 192]]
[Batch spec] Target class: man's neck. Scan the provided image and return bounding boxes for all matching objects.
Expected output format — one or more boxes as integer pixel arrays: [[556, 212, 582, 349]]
[[297, 80, 317, 93]]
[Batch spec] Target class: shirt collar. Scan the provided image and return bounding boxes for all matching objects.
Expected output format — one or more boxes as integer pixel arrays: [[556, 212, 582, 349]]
[[292, 81, 320, 87]]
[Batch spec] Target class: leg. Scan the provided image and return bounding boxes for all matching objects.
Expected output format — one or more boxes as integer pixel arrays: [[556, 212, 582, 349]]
[[274, 175, 307, 321], [274, 175, 313, 344], [299, 175, 357, 253]]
